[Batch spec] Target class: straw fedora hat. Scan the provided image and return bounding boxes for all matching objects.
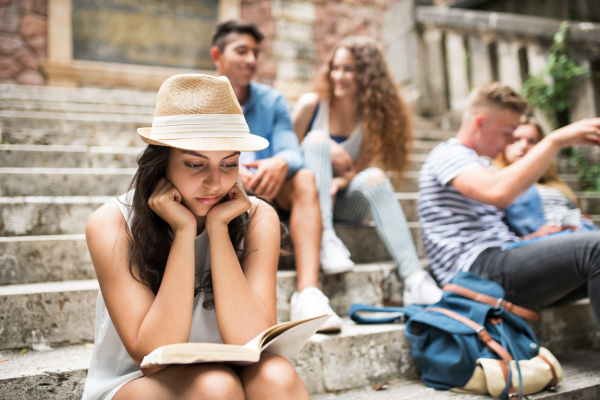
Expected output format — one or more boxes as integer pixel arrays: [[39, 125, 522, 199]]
[[138, 74, 269, 152]]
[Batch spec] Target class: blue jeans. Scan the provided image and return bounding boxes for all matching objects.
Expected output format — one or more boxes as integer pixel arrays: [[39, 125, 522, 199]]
[[470, 231, 600, 328]]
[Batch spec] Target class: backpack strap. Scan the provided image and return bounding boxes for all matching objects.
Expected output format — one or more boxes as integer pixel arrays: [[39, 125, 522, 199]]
[[497, 360, 518, 398], [443, 284, 540, 322], [427, 308, 513, 362], [536, 353, 559, 389]]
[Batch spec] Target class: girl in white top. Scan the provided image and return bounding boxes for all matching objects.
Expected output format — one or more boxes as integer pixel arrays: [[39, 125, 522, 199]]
[[82, 74, 310, 400], [290, 36, 442, 310]]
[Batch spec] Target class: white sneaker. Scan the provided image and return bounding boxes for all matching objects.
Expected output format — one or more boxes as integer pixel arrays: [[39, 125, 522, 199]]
[[403, 270, 443, 305], [290, 287, 343, 333], [320, 229, 355, 275]]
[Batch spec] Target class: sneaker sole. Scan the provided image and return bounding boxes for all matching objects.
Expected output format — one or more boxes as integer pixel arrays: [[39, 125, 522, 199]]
[[321, 265, 355, 275]]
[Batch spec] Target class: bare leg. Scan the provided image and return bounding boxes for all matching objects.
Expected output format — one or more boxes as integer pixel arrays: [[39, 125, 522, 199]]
[[239, 353, 310, 400], [276, 169, 322, 292], [113, 363, 245, 400]]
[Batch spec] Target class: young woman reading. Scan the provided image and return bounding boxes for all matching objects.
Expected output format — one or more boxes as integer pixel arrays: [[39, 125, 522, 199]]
[[290, 36, 442, 313], [82, 74, 310, 400]]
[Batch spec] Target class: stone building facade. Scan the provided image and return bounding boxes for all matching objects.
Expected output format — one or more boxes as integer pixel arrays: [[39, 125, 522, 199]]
[[0, 0, 47, 85], [0, 0, 407, 102]]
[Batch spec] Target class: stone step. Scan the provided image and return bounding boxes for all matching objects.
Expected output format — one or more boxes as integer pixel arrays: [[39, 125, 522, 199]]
[[0, 99, 156, 117], [0, 111, 148, 146], [412, 140, 439, 154], [2, 193, 599, 238], [0, 167, 136, 196], [0, 144, 424, 171], [0, 84, 158, 106], [1, 325, 598, 399], [0, 145, 144, 168], [0, 318, 418, 397], [313, 350, 600, 399], [0, 222, 424, 285], [1, 264, 597, 354], [0, 263, 407, 350]]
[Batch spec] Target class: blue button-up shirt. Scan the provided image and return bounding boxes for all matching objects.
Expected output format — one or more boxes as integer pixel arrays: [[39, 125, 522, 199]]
[[242, 81, 303, 177]]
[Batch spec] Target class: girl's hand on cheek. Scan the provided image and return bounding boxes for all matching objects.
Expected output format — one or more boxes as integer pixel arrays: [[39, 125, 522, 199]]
[[148, 177, 197, 234], [206, 180, 252, 228]]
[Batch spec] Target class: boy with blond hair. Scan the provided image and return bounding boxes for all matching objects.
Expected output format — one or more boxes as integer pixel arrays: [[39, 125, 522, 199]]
[[418, 82, 600, 327]]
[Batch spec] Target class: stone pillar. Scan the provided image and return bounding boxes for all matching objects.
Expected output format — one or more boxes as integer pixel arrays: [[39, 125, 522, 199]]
[[570, 60, 597, 122], [271, 0, 316, 102], [422, 28, 447, 116], [526, 42, 549, 77], [219, 0, 242, 22], [382, 0, 427, 113], [46, 0, 75, 86], [497, 40, 522, 92], [445, 31, 470, 114], [469, 35, 493, 87], [526, 42, 554, 133]]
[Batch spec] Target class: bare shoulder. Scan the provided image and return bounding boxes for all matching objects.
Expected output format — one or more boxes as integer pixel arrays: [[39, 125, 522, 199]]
[[292, 92, 321, 141], [86, 201, 126, 239], [85, 201, 130, 274], [293, 92, 320, 115]]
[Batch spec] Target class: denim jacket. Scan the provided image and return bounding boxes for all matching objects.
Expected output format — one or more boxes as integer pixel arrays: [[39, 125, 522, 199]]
[[243, 81, 303, 177], [504, 186, 546, 237], [505, 185, 598, 236]]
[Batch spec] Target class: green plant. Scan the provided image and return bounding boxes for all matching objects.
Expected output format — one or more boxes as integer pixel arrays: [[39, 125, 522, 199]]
[[522, 22, 600, 191], [563, 147, 600, 192], [522, 22, 589, 128]]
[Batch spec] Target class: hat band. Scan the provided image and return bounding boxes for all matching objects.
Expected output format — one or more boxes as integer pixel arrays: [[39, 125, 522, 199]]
[[150, 114, 250, 140]]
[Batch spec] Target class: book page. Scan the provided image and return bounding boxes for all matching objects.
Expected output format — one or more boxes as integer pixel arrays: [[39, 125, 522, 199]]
[[141, 342, 259, 368], [260, 315, 331, 358]]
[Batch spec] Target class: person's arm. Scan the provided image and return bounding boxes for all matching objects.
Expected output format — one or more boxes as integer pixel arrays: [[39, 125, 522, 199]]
[[86, 179, 198, 372], [206, 183, 279, 344], [452, 119, 600, 208], [292, 92, 320, 144], [269, 93, 303, 176]]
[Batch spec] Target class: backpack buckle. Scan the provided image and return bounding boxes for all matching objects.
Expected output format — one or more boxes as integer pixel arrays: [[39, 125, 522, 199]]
[[496, 298, 503, 308]]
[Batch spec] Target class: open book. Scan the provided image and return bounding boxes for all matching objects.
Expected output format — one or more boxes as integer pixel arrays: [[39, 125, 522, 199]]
[[140, 314, 332, 368]]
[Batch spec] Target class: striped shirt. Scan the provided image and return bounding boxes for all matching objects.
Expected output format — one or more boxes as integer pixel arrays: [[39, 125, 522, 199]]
[[536, 185, 573, 225], [418, 139, 519, 285]]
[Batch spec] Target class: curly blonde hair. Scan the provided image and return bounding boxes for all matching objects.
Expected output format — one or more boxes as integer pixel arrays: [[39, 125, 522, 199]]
[[315, 36, 412, 174]]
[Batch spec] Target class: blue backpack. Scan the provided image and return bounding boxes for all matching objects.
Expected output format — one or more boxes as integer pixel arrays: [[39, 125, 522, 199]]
[[350, 272, 562, 399]]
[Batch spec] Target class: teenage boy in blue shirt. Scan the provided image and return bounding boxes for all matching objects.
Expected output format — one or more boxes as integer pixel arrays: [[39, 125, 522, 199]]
[[210, 20, 351, 331]]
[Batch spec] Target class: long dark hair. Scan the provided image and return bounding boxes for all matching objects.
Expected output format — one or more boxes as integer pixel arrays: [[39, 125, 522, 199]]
[[124, 145, 252, 309]]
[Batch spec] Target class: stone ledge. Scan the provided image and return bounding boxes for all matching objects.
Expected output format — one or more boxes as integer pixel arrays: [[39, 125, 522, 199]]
[[416, 7, 600, 44], [41, 59, 216, 91]]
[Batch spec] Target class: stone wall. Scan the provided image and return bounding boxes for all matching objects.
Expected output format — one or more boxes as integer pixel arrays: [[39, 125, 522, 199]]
[[242, 0, 403, 101], [0, 0, 47, 85]]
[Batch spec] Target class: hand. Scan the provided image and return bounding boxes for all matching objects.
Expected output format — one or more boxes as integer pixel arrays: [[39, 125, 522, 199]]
[[245, 156, 289, 200], [206, 180, 252, 227], [238, 166, 254, 189], [522, 224, 564, 240], [148, 177, 196, 234], [330, 176, 349, 208], [549, 118, 600, 148], [330, 140, 353, 175]]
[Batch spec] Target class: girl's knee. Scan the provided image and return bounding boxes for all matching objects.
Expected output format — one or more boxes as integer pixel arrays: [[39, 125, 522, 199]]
[[188, 364, 244, 400], [304, 129, 329, 145], [366, 167, 389, 186], [247, 354, 303, 395]]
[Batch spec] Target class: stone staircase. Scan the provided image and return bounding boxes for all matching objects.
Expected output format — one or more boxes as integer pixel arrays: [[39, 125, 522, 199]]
[[1, 84, 599, 399]]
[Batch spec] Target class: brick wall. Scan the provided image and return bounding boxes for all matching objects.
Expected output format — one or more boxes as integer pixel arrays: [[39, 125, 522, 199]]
[[0, 0, 46, 85]]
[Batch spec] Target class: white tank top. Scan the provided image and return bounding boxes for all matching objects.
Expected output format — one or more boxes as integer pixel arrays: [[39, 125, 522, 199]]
[[82, 191, 253, 400], [311, 99, 364, 163]]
